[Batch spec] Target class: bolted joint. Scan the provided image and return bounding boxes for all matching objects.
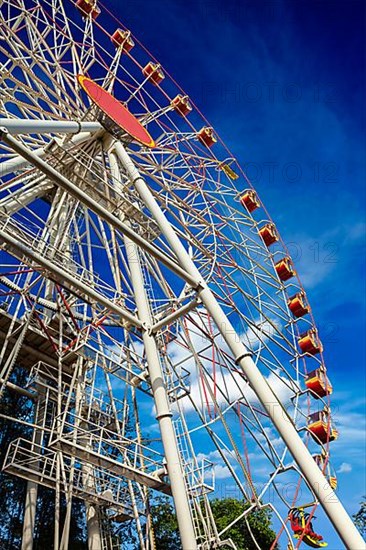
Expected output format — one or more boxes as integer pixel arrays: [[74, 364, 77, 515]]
[[131, 175, 145, 186], [140, 321, 150, 332], [193, 279, 205, 292], [0, 126, 9, 139], [74, 120, 82, 134]]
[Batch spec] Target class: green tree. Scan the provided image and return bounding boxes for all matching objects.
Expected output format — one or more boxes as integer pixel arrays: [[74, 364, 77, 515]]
[[151, 496, 278, 550], [210, 498, 278, 549], [150, 496, 181, 549], [353, 497, 366, 539]]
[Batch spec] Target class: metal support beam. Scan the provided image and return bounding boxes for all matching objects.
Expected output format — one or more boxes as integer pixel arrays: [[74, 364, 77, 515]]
[[86, 505, 102, 550], [0, 180, 54, 216], [0, 119, 103, 135], [108, 150, 197, 550], [22, 482, 38, 550], [150, 297, 199, 334], [113, 140, 365, 550], [0, 129, 199, 288], [22, 382, 46, 550], [0, 378, 35, 399]]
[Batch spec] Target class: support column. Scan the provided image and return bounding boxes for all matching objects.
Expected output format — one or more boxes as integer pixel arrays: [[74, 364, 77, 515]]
[[108, 150, 197, 550], [21, 381, 46, 550], [113, 141, 365, 550], [86, 505, 102, 550], [22, 482, 38, 550]]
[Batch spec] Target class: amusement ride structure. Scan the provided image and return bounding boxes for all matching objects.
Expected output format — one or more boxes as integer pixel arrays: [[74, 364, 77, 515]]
[[0, 1, 364, 549]]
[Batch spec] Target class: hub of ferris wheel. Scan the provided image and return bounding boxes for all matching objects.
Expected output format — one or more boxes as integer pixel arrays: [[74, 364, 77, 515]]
[[0, 1, 364, 550]]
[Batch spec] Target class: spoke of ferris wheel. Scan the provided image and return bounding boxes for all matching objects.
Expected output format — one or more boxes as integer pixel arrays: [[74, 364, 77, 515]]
[[179, 306, 297, 386], [179, 397, 250, 502], [0, 51, 80, 120], [112, 139, 364, 550], [131, 165, 290, 294], [181, 351, 285, 473], [195, 364, 258, 501], [146, 291, 291, 499]]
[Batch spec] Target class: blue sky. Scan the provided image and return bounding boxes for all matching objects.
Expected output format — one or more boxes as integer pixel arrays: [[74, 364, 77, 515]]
[[100, 0, 366, 546]]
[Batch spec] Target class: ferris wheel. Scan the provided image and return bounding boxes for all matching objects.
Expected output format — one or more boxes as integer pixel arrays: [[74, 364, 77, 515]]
[[0, 1, 363, 549]]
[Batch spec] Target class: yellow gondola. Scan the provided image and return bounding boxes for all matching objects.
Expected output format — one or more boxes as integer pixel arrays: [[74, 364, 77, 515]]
[[289, 507, 328, 548]]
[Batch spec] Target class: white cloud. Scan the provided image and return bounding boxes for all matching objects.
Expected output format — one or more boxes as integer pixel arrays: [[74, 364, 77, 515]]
[[165, 310, 295, 416], [332, 410, 366, 445], [337, 462, 352, 474], [345, 221, 366, 242], [196, 449, 237, 480], [257, 426, 283, 451]]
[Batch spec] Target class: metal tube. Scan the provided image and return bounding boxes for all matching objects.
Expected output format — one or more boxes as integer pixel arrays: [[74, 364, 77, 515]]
[[0, 180, 54, 216], [1, 146, 46, 177], [0, 129, 199, 288], [0, 379, 35, 399], [22, 382, 46, 550], [0, 118, 103, 135], [108, 150, 197, 550], [21, 482, 38, 550], [113, 140, 365, 550], [150, 297, 199, 333], [86, 505, 102, 550], [126, 238, 197, 550]]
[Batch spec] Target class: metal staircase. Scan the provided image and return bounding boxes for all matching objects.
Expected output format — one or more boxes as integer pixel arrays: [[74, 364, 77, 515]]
[[173, 416, 216, 547]]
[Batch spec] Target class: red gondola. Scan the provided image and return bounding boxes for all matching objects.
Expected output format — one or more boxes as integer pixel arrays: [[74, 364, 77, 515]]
[[274, 256, 295, 281], [76, 0, 100, 19], [314, 453, 337, 490], [111, 29, 135, 52], [288, 291, 310, 317], [308, 409, 338, 444], [197, 127, 217, 148], [142, 62, 165, 85], [299, 329, 323, 355], [239, 190, 260, 212], [258, 223, 279, 247], [306, 366, 332, 398], [171, 94, 192, 116], [289, 508, 328, 548]]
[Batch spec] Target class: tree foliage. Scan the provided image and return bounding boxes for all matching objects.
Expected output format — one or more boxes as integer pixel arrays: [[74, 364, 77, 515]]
[[353, 497, 366, 539], [210, 498, 278, 549], [150, 496, 181, 549], [151, 496, 278, 550]]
